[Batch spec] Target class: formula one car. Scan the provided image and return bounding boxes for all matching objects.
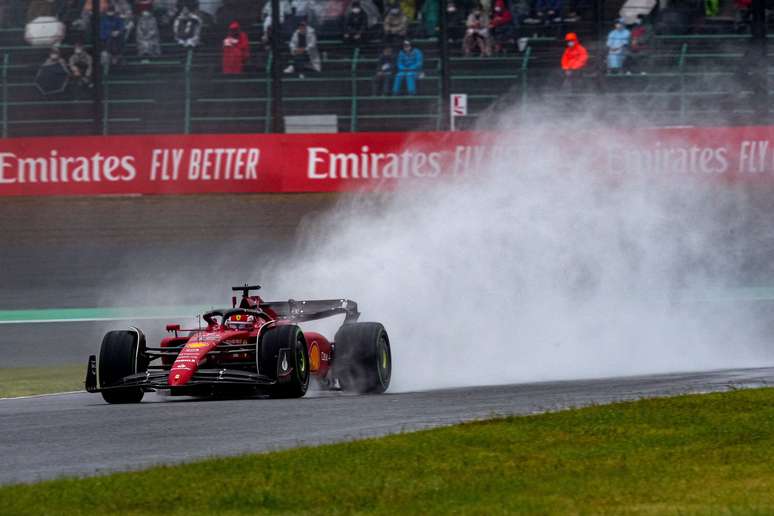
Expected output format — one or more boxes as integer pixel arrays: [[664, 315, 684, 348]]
[[85, 285, 391, 403]]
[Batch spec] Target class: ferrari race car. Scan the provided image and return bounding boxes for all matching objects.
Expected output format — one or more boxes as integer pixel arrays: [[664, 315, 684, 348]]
[[85, 285, 392, 403]]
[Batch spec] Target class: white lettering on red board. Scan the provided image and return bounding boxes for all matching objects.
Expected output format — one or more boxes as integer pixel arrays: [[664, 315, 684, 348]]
[[0, 150, 136, 184], [307, 146, 442, 180], [149, 148, 260, 181]]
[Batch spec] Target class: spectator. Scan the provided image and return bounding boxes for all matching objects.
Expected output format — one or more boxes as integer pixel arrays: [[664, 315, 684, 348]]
[[400, 0, 417, 20], [606, 18, 630, 73], [560, 31, 587, 84], [347, 0, 382, 29], [383, 3, 408, 48], [68, 41, 93, 87], [27, 0, 57, 22], [222, 20, 249, 74], [372, 45, 394, 95], [343, 1, 369, 44], [627, 14, 651, 73], [284, 20, 320, 77], [393, 39, 423, 95], [529, 0, 562, 24], [420, 0, 438, 37], [112, 0, 135, 37], [76, 0, 108, 32], [36, 47, 71, 95], [42, 46, 61, 67], [464, 4, 491, 57], [490, 0, 514, 53], [445, 0, 466, 41], [100, 7, 126, 67], [135, 0, 155, 14], [136, 10, 161, 60], [734, 0, 751, 30], [174, 6, 202, 48]]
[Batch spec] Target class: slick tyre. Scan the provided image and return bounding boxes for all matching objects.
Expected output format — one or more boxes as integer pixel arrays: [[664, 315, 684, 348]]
[[333, 322, 391, 394], [260, 324, 310, 399], [98, 328, 148, 404]]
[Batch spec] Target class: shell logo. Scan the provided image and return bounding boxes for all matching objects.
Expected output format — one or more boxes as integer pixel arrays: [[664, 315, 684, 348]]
[[187, 342, 208, 348], [309, 342, 320, 372]]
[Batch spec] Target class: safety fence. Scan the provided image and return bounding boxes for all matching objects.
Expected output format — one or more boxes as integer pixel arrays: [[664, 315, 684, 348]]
[[0, 33, 771, 138]]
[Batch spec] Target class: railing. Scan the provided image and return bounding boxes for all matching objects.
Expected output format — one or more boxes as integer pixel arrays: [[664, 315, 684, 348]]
[[0, 35, 769, 137]]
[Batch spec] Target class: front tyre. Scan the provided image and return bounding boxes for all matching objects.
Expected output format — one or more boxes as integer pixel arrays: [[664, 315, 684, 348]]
[[260, 324, 310, 399], [333, 322, 391, 394], [98, 328, 147, 404]]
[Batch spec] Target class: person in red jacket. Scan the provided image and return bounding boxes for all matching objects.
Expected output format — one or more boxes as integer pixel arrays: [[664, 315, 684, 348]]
[[489, 0, 514, 53], [561, 32, 588, 77], [222, 21, 249, 74]]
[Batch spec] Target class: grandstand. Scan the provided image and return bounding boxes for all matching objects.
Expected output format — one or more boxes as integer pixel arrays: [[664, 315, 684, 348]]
[[0, 0, 770, 137]]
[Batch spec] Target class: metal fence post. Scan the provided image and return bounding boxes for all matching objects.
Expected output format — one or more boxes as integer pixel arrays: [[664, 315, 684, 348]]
[[678, 43, 687, 123], [265, 52, 272, 133], [350, 47, 359, 132], [184, 49, 192, 134], [521, 46, 531, 111], [1, 53, 8, 138], [102, 80, 109, 135]]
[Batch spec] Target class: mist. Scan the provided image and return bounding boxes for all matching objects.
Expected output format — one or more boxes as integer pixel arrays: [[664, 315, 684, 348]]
[[262, 108, 774, 392]]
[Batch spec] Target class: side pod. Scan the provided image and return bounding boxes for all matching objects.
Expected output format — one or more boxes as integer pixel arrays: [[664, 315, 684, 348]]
[[85, 355, 98, 393]]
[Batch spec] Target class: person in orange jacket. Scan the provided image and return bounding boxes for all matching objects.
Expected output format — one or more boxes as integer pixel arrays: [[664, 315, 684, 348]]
[[561, 32, 588, 77]]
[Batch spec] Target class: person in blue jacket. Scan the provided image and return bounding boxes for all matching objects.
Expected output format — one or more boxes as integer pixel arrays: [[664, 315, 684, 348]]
[[606, 18, 630, 72], [392, 40, 423, 96]]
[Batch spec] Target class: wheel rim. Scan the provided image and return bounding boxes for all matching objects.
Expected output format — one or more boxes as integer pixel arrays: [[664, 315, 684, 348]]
[[296, 334, 309, 386], [376, 334, 391, 387]]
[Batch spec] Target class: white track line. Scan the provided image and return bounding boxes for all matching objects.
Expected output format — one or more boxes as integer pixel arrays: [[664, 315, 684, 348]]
[[0, 315, 193, 325], [0, 390, 84, 401]]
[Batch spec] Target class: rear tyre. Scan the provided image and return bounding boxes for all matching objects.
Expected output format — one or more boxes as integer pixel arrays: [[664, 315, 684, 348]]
[[333, 322, 391, 394], [260, 324, 310, 399], [98, 329, 148, 404]]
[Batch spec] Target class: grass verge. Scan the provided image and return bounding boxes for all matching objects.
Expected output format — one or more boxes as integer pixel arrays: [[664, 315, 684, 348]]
[[0, 365, 84, 398], [3, 388, 774, 514]]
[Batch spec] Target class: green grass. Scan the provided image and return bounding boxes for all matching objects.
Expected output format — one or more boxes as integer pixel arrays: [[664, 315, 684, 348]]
[[0, 365, 84, 398], [3, 388, 774, 514]]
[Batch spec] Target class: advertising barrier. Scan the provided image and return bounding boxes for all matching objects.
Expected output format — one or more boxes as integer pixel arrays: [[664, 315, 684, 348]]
[[1, 127, 774, 196]]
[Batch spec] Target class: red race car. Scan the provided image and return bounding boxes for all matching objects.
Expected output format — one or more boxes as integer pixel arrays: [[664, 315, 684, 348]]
[[85, 285, 392, 403]]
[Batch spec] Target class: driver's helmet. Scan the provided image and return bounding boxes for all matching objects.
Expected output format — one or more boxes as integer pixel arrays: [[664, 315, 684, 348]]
[[225, 314, 256, 331]]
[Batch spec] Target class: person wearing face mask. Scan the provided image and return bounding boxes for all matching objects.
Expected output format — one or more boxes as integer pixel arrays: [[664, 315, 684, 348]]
[[222, 20, 249, 73], [383, 2, 408, 48], [489, 0, 514, 53], [606, 18, 630, 73], [284, 20, 321, 77], [136, 10, 161, 60], [343, 1, 369, 44], [463, 4, 491, 56], [69, 42, 93, 88], [560, 31, 587, 89]]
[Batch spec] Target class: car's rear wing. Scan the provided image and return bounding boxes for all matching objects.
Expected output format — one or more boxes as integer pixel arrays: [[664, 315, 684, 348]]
[[260, 299, 360, 323]]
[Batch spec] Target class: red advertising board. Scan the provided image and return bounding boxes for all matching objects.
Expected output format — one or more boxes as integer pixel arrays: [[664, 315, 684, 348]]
[[1, 127, 774, 196]]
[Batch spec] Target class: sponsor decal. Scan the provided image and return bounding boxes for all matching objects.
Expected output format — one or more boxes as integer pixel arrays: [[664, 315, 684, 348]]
[[186, 342, 209, 348], [174, 374, 181, 380], [309, 342, 321, 372], [2, 128, 772, 197], [280, 352, 289, 373]]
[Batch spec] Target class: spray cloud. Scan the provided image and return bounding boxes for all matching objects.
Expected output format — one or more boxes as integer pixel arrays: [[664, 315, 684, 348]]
[[265, 108, 774, 392]]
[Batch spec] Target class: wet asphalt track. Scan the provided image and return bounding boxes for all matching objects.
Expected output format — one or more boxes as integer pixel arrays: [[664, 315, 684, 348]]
[[1, 367, 772, 485], [3, 195, 774, 485]]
